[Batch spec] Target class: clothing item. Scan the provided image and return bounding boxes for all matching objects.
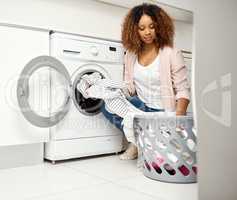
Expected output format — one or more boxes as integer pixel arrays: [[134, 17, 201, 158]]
[[77, 72, 127, 100], [101, 96, 165, 144], [133, 54, 163, 109], [77, 73, 153, 144], [124, 46, 191, 111]]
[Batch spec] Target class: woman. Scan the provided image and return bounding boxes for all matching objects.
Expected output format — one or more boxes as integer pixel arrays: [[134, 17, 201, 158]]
[[101, 3, 190, 160]]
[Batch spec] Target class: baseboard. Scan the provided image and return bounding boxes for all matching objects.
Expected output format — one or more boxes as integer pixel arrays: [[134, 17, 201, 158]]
[[0, 143, 44, 169]]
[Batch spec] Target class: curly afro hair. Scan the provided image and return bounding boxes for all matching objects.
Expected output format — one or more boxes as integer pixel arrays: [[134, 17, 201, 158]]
[[121, 3, 174, 54]]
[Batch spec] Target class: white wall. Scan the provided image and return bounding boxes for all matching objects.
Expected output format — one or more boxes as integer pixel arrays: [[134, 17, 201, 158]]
[[0, 0, 127, 40], [174, 20, 193, 52], [194, 1, 236, 200], [0, 0, 192, 48]]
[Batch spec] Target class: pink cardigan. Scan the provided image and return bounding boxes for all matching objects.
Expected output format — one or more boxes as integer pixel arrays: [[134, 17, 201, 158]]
[[123, 46, 190, 111]]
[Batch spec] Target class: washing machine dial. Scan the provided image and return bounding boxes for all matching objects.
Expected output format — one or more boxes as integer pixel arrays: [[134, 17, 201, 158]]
[[90, 46, 99, 56]]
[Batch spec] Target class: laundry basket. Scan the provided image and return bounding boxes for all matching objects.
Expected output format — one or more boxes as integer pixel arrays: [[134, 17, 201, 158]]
[[134, 113, 197, 183]]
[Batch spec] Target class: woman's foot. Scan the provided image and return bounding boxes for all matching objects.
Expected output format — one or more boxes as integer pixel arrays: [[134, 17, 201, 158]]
[[119, 143, 138, 160]]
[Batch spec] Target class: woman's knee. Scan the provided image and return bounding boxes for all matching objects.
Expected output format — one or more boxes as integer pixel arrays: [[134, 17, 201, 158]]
[[100, 103, 123, 131], [101, 103, 120, 121]]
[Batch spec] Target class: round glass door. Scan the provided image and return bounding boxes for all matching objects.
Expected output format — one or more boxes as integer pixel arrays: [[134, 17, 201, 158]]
[[17, 56, 71, 127]]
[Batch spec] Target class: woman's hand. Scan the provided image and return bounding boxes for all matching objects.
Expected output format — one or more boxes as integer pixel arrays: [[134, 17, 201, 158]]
[[176, 98, 189, 116]]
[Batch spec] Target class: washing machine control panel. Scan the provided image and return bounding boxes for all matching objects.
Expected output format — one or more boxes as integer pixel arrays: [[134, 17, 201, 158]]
[[104, 44, 124, 63], [51, 33, 124, 64]]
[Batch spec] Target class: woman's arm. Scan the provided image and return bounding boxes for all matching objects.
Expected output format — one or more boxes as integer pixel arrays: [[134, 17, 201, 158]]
[[123, 51, 136, 96], [171, 49, 191, 115], [176, 98, 189, 115]]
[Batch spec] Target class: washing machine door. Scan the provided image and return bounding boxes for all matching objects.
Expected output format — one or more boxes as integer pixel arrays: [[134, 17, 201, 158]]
[[17, 56, 71, 128]]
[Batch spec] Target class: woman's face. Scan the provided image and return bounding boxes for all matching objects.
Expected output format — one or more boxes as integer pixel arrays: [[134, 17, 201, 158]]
[[137, 14, 156, 45]]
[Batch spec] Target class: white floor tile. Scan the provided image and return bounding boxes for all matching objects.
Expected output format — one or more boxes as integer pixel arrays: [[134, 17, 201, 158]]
[[0, 156, 198, 200], [116, 174, 198, 200], [61, 155, 141, 181], [0, 163, 107, 200], [29, 182, 158, 200]]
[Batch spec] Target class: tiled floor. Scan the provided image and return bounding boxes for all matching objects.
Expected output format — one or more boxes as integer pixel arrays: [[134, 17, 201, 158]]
[[0, 154, 197, 200]]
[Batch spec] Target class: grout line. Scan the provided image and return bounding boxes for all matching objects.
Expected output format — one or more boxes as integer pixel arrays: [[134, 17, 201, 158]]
[[60, 164, 164, 200], [62, 164, 140, 183], [14, 163, 109, 200], [7, 161, 167, 200], [42, 158, 171, 200]]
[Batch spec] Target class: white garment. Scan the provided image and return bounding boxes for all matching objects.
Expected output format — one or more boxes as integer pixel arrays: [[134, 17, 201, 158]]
[[77, 72, 145, 144], [133, 55, 163, 109]]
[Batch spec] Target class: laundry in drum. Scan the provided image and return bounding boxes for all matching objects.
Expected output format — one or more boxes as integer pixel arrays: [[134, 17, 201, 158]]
[[76, 72, 127, 100], [76, 73, 177, 144], [76, 72, 162, 144]]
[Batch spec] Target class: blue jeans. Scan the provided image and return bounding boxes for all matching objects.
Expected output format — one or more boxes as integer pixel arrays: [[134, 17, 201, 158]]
[[100, 96, 165, 131]]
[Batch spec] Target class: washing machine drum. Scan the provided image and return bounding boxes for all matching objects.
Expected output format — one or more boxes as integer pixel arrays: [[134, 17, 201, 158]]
[[73, 71, 104, 115]]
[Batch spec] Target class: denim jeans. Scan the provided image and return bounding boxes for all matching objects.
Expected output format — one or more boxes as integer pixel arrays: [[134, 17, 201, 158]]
[[100, 95, 165, 131]]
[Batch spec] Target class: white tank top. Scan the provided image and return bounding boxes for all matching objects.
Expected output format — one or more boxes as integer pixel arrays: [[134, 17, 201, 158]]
[[133, 54, 163, 109]]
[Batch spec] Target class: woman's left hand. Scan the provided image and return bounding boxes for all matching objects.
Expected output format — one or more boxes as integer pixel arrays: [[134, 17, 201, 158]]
[[176, 98, 189, 116]]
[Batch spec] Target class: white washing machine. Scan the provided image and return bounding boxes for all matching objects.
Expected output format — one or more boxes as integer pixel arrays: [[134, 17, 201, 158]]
[[17, 32, 125, 162]]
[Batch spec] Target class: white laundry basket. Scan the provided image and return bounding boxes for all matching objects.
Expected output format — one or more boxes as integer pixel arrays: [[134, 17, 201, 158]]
[[134, 113, 197, 183]]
